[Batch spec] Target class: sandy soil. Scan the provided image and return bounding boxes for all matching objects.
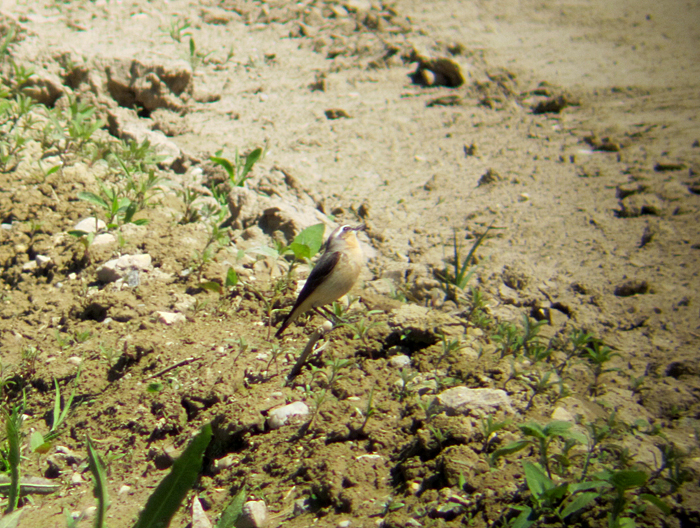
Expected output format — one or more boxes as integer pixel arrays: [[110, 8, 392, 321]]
[[0, 0, 698, 527]]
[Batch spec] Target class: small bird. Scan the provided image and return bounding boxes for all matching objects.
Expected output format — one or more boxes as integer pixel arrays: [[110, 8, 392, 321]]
[[275, 224, 365, 338]]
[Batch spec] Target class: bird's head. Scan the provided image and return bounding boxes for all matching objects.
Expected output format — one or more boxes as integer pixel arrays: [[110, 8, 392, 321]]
[[324, 224, 365, 252]]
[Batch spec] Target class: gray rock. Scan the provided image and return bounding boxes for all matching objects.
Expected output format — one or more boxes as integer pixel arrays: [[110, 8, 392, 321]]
[[437, 387, 514, 417], [267, 401, 309, 430], [96, 254, 152, 283], [236, 500, 268, 528]]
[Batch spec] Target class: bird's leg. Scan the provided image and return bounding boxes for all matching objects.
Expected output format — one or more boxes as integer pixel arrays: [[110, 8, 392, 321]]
[[314, 306, 345, 329], [319, 306, 337, 320]]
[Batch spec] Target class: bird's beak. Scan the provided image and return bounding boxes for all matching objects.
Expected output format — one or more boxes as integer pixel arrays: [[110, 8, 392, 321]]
[[352, 224, 366, 232]]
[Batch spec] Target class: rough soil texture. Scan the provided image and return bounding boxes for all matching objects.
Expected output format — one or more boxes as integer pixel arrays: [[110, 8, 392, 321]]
[[0, 1, 698, 527]]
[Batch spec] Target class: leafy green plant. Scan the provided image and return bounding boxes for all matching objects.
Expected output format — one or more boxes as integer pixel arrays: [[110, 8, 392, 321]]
[[583, 342, 620, 397], [555, 328, 595, 376], [494, 321, 524, 358], [517, 369, 561, 411], [480, 415, 511, 453], [491, 420, 586, 478], [509, 461, 604, 528], [132, 423, 212, 528], [64, 96, 105, 155], [650, 442, 693, 494], [78, 182, 148, 229], [210, 147, 264, 187], [598, 469, 670, 528]]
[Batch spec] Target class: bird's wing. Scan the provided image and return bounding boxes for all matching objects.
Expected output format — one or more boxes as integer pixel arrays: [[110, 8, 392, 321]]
[[291, 250, 340, 310]]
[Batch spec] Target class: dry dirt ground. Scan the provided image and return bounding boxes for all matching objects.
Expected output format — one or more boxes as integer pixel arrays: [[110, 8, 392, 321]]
[[0, 1, 698, 527]]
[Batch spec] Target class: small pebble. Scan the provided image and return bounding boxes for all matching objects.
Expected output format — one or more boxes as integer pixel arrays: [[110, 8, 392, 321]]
[[267, 402, 309, 430], [389, 355, 411, 368], [239, 500, 268, 528], [156, 312, 186, 325]]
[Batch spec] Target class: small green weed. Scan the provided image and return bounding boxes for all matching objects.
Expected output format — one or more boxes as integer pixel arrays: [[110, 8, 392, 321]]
[[436, 224, 493, 302], [210, 146, 264, 187]]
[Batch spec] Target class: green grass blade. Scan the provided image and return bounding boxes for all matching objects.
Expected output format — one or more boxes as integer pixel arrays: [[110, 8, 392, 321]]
[[4, 408, 21, 513], [455, 223, 493, 287], [86, 435, 110, 528], [132, 423, 212, 528], [238, 148, 262, 183], [215, 486, 247, 528]]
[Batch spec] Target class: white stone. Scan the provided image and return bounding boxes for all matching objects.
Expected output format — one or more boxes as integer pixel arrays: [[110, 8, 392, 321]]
[[36, 255, 52, 266], [73, 217, 106, 233], [437, 387, 514, 417], [118, 485, 131, 495], [213, 454, 237, 472], [156, 312, 186, 325], [67, 356, 82, 366], [238, 501, 268, 528], [22, 261, 37, 271], [92, 233, 116, 246], [192, 497, 213, 528], [389, 355, 411, 368], [96, 254, 152, 283], [337, 521, 351, 528], [70, 472, 83, 485], [267, 401, 309, 430]]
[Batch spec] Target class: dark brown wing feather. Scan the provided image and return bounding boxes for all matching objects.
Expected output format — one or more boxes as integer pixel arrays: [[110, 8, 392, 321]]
[[275, 250, 340, 337]]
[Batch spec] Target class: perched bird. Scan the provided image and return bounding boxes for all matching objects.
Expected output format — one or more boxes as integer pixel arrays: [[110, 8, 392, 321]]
[[275, 224, 365, 338]]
